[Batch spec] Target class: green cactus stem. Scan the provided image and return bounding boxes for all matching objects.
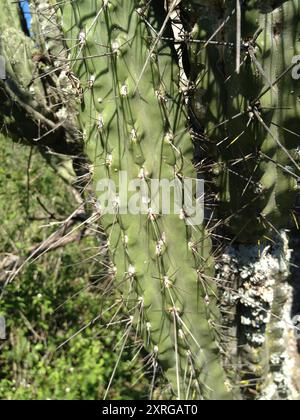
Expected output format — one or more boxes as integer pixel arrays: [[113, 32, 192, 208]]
[[58, 0, 235, 399], [180, 0, 300, 399]]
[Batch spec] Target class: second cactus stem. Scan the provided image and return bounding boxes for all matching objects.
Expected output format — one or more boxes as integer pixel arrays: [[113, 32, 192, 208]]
[[181, 0, 300, 399]]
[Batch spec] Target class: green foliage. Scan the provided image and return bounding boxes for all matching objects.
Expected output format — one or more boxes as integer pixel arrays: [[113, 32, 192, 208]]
[[0, 138, 74, 248], [0, 260, 148, 400], [0, 137, 149, 400]]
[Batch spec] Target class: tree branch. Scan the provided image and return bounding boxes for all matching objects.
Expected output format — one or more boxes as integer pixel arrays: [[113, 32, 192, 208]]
[[0, 208, 94, 285]]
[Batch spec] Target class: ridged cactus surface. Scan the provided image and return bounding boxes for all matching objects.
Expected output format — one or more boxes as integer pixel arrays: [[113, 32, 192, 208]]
[[182, 0, 300, 398], [184, 0, 300, 242], [59, 0, 233, 399]]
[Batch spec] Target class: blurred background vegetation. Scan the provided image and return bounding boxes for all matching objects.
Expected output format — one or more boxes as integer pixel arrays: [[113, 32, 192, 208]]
[[0, 136, 150, 400]]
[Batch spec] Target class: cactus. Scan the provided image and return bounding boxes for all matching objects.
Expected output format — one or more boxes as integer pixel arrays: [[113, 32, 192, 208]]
[[183, 0, 300, 241], [181, 0, 300, 398], [1, 0, 300, 400], [57, 0, 235, 400]]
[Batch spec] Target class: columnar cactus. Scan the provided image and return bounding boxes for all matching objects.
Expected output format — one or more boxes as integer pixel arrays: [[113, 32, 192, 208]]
[[181, 0, 300, 398], [58, 0, 234, 400], [183, 0, 300, 241]]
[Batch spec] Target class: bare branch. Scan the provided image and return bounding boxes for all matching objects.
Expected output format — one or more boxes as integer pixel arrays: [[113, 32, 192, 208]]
[[0, 208, 94, 285]]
